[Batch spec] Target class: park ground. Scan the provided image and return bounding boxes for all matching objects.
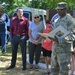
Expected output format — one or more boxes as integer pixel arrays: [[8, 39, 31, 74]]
[[0, 43, 72, 75], [0, 43, 45, 75]]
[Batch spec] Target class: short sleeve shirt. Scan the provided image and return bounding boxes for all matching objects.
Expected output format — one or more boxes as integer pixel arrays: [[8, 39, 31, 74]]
[[29, 22, 44, 43]]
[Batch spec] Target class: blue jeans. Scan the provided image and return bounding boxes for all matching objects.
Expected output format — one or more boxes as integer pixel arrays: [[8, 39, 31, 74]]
[[0, 31, 6, 52]]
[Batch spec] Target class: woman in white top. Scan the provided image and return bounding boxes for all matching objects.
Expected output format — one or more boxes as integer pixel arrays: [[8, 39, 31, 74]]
[[28, 13, 45, 70]]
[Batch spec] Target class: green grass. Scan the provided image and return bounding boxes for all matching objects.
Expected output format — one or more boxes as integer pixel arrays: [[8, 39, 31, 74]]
[[0, 43, 21, 56], [0, 43, 45, 75], [0, 42, 28, 56]]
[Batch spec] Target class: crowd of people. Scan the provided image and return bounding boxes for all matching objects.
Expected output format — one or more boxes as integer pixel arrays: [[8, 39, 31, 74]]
[[0, 1, 75, 75]]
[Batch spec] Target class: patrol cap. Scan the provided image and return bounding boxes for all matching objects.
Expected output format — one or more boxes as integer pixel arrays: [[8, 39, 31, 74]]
[[56, 2, 68, 10]]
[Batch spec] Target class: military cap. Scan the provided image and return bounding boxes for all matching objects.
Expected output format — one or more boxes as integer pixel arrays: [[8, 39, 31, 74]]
[[56, 2, 68, 9]]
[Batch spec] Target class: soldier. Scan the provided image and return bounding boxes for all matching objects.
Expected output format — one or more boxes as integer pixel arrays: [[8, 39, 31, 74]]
[[50, 2, 75, 75]]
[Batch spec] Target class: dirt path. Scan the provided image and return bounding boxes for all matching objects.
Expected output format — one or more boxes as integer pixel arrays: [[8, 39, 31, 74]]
[[0, 54, 45, 75]]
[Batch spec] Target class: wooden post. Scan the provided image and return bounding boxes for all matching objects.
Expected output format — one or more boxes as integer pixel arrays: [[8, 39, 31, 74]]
[[46, 9, 50, 21]]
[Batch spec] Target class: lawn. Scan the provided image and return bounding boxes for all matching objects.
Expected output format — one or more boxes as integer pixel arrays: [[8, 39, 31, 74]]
[[0, 43, 45, 75]]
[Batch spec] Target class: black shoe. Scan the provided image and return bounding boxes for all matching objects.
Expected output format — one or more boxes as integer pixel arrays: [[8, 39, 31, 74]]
[[2, 50, 5, 54], [22, 67, 26, 70], [6, 65, 15, 70]]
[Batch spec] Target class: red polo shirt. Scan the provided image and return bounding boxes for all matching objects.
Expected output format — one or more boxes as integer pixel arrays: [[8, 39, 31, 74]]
[[10, 16, 29, 37]]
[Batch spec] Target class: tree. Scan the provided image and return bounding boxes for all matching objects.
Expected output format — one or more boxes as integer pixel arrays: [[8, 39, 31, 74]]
[[0, 0, 75, 15], [0, 0, 28, 15]]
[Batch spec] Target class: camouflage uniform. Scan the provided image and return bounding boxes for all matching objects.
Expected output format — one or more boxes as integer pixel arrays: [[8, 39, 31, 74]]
[[50, 13, 75, 75]]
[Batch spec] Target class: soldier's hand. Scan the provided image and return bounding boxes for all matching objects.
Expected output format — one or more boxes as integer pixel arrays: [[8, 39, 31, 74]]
[[55, 35, 64, 44]]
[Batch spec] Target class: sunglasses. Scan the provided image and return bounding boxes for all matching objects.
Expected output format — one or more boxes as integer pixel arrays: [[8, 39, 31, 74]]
[[34, 16, 39, 18], [57, 9, 64, 12]]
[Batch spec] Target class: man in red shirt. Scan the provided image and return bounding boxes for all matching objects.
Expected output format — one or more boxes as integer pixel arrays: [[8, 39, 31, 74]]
[[6, 8, 29, 70]]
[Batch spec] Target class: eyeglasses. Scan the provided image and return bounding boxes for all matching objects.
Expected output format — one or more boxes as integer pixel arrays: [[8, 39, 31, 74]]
[[34, 16, 39, 19]]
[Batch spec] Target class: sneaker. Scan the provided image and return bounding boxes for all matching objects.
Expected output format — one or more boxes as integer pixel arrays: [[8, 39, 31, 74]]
[[35, 65, 39, 71], [29, 65, 33, 70], [6, 65, 15, 70]]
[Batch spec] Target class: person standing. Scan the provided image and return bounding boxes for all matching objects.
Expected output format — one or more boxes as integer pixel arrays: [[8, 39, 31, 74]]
[[28, 13, 45, 70], [6, 14, 11, 32], [51, 13, 59, 29], [70, 41, 75, 75], [6, 8, 29, 70], [0, 6, 8, 53], [50, 2, 75, 75], [41, 21, 53, 75]]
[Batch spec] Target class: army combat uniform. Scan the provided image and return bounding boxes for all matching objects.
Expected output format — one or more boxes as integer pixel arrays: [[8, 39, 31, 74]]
[[50, 14, 75, 75]]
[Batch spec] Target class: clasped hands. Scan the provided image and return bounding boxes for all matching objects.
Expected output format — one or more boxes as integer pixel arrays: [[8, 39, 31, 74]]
[[32, 39, 40, 45]]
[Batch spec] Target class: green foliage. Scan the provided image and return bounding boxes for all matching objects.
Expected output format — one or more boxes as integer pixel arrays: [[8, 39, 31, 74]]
[[0, 0, 75, 15], [0, 0, 28, 15], [28, 0, 75, 10]]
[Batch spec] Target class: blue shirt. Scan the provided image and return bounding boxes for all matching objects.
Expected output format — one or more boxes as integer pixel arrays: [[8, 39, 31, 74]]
[[29, 22, 44, 43]]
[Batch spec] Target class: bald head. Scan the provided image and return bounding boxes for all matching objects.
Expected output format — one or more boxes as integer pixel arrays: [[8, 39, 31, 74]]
[[0, 6, 3, 14]]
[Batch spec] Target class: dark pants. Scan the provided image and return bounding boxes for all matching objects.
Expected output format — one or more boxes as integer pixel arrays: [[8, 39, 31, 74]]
[[0, 31, 6, 52], [28, 42, 41, 64], [11, 35, 27, 68]]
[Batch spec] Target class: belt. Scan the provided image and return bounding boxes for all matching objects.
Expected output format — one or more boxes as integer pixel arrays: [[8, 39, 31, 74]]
[[15, 34, 24, 36], [16, 34, 21, 36]]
